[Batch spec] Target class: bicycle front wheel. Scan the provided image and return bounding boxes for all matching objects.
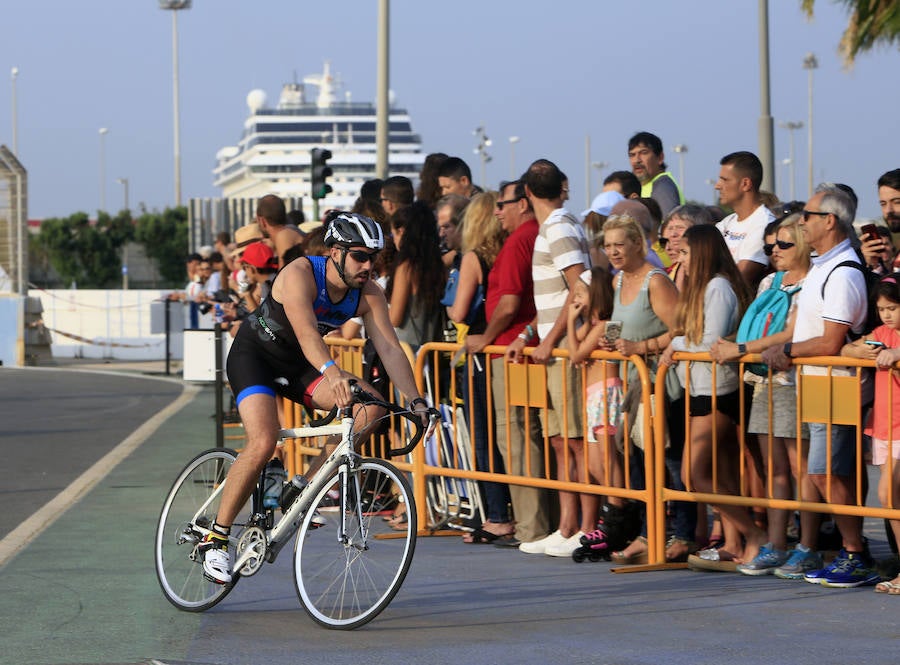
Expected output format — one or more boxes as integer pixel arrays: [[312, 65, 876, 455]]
[[155, 447, 239, 612], [293, 458, 416, 629]]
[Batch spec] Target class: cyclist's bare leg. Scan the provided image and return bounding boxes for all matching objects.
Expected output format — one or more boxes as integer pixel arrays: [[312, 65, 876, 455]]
[[215, 392, 280, 528], [302, 377, 387, 478]]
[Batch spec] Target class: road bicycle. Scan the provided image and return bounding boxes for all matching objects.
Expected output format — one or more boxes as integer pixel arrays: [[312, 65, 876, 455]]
[[154, 382, 438, 629]]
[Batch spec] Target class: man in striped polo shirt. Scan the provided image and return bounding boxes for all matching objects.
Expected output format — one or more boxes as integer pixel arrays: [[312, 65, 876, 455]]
[[510, 159, 595, 557]]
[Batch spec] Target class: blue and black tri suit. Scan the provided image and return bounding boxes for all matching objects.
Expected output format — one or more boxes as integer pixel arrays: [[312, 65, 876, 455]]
[[226, 256, 361, 408]]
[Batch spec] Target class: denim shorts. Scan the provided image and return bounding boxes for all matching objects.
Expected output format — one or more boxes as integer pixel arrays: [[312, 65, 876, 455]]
[[807, 422, 857, 476]]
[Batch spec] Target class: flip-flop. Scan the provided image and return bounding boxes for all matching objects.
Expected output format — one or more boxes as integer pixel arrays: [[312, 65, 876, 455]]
[[492, 534, 521, 548], [875, 578, 900, 594], [463, 527, 516, 544]]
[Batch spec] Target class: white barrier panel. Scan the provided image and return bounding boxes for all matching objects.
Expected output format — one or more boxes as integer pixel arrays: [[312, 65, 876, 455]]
[[183, 329, 233, 382]]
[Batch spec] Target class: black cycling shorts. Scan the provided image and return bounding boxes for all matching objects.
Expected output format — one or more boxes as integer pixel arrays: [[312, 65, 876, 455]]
[[226, 325, 323, 409]]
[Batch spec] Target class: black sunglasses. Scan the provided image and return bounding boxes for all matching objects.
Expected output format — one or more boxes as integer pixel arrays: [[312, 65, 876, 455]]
[[764, 240, 796, 256], [496, 197, 522, 210], [802, 210, 830, 221], [346, 249, 379, 263]]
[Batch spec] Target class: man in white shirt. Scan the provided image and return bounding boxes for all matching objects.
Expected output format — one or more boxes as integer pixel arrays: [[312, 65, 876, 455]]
[[762, 185, 878, 588], [714, 151, 773, 290]]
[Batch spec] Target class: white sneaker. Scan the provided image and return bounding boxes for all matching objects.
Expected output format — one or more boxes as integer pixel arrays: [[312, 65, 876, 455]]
[[202, 544, 232, 584], [518, 530, 567, 554], [545, 531, 586, 557]]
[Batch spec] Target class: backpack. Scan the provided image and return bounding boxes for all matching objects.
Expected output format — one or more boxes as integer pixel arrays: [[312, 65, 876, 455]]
[[821, 257, 879, 340], [736, 271, 801, 376]]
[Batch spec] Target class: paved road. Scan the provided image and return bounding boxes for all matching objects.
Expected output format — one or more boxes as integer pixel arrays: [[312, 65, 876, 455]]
[[0, 367, 184, 540], [0, 369, 898, 665]]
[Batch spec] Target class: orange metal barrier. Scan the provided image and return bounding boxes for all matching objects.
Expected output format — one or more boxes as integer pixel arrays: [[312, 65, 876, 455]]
[[279, 337, 418, 479], [413, 342, 660, 553], [651, 352, 900, 564]]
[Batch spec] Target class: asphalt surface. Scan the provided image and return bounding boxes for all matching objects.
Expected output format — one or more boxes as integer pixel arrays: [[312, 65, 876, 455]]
[[1, 363, 899, 665]]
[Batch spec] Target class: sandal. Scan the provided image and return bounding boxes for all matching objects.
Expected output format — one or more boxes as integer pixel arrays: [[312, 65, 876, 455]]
[[665, 536, 697, 563], [875, 576, 900, 594], [611, 536, 648, 565]]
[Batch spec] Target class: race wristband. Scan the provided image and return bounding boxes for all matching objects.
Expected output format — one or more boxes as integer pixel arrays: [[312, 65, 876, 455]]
[[319, 359, 336, 374]]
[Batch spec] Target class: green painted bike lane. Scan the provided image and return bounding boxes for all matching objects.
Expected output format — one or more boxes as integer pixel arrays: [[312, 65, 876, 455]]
[[0, 385, 218, 665]]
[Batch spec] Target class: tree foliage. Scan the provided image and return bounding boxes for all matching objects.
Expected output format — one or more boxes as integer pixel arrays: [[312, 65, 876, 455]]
[[803, 0, 900, 65], [32, 211, 133, 287], [133, 206, 189, 286], [30, 206, 188, 288]]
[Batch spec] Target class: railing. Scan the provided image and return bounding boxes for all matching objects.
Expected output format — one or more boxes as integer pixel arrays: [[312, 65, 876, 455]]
[[230, 339, 900, 565]]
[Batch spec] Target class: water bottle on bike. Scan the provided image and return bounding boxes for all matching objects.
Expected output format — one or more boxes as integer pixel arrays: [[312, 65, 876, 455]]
[[262, 458, 287, 509]]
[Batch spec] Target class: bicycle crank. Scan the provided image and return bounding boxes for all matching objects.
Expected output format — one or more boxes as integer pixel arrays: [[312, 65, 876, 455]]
[[234, 526, 268, 577]]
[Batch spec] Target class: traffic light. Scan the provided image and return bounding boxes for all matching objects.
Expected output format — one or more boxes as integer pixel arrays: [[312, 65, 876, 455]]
[[311, 148, 333, 200]]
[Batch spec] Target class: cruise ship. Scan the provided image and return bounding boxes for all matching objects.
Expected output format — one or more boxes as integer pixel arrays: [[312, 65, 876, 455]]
[[213, 62, 426, 220]]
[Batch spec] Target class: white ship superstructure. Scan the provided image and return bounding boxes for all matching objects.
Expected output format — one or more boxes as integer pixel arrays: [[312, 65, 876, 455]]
[[213, 62, 425, 218]]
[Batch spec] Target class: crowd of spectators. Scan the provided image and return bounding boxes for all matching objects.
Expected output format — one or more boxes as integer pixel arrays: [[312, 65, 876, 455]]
[[185, 135, 900, 592]]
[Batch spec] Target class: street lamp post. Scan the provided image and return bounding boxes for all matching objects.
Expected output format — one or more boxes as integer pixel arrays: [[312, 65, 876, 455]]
[[473, 125, 492, 188], [99, 127, 109, 212], [10, 67, 18, 156], [705, 178, 718, 205], [116, 177, 130, 211], [591, 161, 609, 202], [159, 0, 191, 207], [117, 177, 130, 289], [778, 121, 803, 200], [673, 144, 688, 194], [781, 158, 792, 200], [508, 136, 520, 180], [803, 52, 818, 197]]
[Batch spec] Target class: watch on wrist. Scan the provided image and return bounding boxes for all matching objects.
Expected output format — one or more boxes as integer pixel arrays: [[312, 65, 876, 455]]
[[738, 343, 747, 354], [783, 342, 793, 358], [408, 397, 428, 411]]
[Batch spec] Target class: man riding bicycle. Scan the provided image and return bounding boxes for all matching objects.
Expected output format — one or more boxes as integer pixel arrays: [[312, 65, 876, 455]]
[[202, 211, 430, 584]]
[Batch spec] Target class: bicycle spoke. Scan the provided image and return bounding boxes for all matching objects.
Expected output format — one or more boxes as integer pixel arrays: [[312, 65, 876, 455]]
[[293, 459, 416, 629]]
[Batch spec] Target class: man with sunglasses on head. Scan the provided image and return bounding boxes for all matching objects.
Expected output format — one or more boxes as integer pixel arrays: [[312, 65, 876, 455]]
[[199, 211, 430, 585]]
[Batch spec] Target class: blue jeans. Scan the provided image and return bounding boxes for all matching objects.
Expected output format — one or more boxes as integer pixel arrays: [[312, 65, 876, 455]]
[[807, 422, 857, 476], [460, 354, 511, 523]]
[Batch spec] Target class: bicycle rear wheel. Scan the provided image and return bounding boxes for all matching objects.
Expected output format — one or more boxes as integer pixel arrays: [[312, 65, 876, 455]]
[[155, 447, 240, 611], [293, 458, 416, 629]]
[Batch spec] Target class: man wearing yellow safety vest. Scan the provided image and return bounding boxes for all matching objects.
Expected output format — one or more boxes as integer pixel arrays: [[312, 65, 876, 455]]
[[627, 131, 685, 217]]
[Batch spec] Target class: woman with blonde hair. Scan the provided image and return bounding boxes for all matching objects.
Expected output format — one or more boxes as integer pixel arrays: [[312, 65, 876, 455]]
[[446, 191, 515, 543], [591, 213, 684, 563]]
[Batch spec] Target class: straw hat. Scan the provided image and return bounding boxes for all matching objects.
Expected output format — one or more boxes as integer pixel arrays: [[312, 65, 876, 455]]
[[229, 223, 264, 258]]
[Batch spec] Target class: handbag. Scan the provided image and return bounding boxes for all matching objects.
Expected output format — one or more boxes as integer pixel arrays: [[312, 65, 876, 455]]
[[629, 392, 670, 451]]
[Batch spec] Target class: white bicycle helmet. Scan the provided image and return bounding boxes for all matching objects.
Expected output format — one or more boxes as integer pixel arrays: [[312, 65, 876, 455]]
[[323, 212, 384, 251]]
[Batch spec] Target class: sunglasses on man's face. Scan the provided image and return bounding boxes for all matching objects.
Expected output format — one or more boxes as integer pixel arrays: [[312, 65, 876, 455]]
[[346, 249, 379, 264], [495, 197, 522, 210]]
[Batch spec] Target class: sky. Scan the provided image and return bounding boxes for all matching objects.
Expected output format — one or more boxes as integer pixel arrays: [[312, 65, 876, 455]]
[[1, 0, 897, 221]]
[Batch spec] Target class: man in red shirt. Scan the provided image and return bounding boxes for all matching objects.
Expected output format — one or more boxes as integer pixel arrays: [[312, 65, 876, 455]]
[[465, 180, 549, 545]]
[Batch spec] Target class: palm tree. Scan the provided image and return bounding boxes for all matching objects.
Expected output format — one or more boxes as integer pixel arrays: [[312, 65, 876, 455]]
[[802, 0, 900, 65]]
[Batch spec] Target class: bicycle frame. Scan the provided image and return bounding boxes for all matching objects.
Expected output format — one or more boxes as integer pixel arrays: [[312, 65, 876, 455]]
[[260, 417, 355, 564]]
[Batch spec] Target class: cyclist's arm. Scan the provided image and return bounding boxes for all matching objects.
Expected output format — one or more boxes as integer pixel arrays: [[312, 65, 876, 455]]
[[359, 281, 423, 404]]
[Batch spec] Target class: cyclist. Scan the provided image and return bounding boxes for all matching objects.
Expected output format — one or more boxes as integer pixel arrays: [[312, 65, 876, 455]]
[[202, 211, 431, 584]]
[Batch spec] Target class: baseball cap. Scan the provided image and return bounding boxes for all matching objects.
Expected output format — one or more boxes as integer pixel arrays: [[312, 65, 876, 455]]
[[581, 190, 625, 219], [241, 242, 277, 269]]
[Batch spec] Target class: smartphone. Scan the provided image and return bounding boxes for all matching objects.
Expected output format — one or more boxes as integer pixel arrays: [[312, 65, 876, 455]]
[[861, 223, 881, 242], [605, 320, 623, 343], [865, 340, 887, 349]]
